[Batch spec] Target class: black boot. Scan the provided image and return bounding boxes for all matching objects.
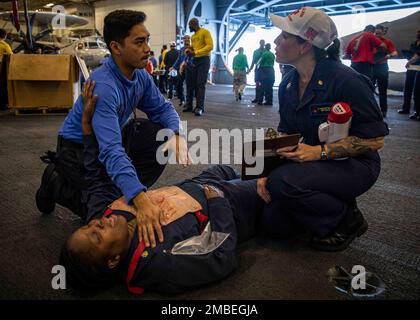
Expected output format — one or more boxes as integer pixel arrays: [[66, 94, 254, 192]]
[[409, 112, 420, 120], [310, 201, 368, 252], [194, 107, 204, 116], [36, 163, 58, 214], [183, 104, 193, 112]]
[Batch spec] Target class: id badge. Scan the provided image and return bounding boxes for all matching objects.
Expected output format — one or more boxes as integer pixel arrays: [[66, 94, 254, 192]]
[[310, 102, 333, 119]]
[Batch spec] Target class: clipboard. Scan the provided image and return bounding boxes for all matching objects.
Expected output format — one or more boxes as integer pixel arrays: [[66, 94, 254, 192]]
[[407, 65, 420, 72], [241, 133, 301, 180]]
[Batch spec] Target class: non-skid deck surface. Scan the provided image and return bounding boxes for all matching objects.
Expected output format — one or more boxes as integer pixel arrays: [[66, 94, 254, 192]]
[[0, 85, 419, 300]]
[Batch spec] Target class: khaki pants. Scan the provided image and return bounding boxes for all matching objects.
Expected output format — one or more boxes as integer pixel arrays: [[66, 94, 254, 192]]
[[233, 70, 247, 99]]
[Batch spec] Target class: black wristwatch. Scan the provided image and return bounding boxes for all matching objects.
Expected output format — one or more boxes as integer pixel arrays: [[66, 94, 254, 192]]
[[320, 143, 328, 161]]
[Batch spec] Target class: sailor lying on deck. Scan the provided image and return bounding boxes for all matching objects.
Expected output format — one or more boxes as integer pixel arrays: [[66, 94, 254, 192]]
[[58, 82, 263, 294]]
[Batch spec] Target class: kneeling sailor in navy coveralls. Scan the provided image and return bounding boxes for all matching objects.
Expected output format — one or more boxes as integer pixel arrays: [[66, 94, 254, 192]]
[[258, 7, 389, 252]]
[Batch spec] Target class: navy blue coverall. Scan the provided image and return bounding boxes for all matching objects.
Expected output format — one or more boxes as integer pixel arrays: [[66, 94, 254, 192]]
[[60, 127, 262, 294], [260, 59, 389, 239]]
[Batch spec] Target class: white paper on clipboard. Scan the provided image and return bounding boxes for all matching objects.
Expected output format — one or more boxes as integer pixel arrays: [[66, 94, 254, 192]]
[[75, 54, 90, 80]]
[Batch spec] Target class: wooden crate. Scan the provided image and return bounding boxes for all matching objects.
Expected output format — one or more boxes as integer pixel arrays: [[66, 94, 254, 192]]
[[7, 54, 80, 111], [12, 107, 70, 116]]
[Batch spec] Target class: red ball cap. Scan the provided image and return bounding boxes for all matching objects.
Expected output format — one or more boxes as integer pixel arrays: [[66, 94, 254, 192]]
[[328, 102, 352, 124]]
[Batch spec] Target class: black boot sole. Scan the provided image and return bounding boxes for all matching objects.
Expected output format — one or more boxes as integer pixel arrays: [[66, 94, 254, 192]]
[[310, 218, 368, 252]]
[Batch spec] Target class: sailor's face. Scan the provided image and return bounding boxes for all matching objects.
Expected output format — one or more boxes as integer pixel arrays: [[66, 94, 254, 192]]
[[375, 28, 384, 37], [184, 36, 191, 47], [120, 23, 151, 69], [189, 20, 198, 32], [71, 215, 129, 260], [274, 31, 302, 64]]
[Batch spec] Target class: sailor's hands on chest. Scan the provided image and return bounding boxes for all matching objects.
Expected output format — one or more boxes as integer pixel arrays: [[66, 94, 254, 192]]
[[133, 192, 164, 248]]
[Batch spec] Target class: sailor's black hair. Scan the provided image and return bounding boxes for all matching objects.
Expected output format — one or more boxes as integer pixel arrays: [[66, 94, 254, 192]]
[[364, 25, 376, 32], [295, 35, 341, 62], [103, 10, 147, 50], [59, 235, 119, 291], [0, 28, 7, 39]]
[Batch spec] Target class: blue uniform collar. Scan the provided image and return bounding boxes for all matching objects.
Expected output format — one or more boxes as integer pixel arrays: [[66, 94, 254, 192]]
[[123, 227, 140, 268], [285, 59, 330, 111], [110, 210, 142, 275], [105, 56, 138, 87]]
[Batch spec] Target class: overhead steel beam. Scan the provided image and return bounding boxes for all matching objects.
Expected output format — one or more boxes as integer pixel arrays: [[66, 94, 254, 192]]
[[271, 0, 323, 9], [231, 0, 415, 17], [324, 1, 420, 15], [230, 0, 257, 8], [310, 0, 391, 10], [230, 0, 284, 16], [228, 21, 250, 52], [276, 1, 420, 16], [249, 11, 266, 17], [271, 0, 383, 9]]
